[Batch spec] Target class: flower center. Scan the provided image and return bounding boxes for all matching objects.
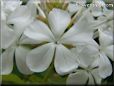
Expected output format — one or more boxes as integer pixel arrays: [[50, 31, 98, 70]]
[[54, 41, 60, 44]]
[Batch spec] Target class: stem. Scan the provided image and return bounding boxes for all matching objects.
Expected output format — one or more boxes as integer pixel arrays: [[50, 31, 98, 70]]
[[35, 3, 46, 18], [67, 7, 83, 29]]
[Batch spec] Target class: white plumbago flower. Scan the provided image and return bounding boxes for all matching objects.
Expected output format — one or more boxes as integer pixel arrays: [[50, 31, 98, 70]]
[[20, 8, 97, 75], [7, 2, 36, 35], [99, 25, 113, 61], [67, 0, 86, 15], [86, 4, 113, 31], [1, 0, 22, 49], [90, 0, 107, 17], [1, 0, 22, 45], [67, 44, 112, 85], [1, 2, 36, 49], [0, 2, 37, 75], [1, 0, 22, 21], [89, 0, 113, 23]]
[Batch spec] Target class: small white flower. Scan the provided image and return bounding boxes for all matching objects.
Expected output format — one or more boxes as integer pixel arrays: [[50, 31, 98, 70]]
[[67, 68, 102, 85], [1, 2, 36, 49], [1, 0, 22, 21], [90, 0, 107, 17], [67, 0, 86, 15], [99, 26, 113, 61], [20, 8, 97, 75], [1, 2, 37, 75], [67, 44, 112, 85]]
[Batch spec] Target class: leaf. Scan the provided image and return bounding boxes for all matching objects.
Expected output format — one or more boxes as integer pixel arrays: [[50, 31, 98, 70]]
[[2, 74, 25, 84], [47, 73, 67, 84], [28, 75, 43, 84]]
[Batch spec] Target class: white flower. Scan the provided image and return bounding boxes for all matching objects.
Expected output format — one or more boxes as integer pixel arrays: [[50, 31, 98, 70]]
[[67, 44, 112, 85], [1, 2, 36, 49], [90, 0, 107, 17], [99, 26, 113, 61], [67, 0, 86, 15], [20, 8, 97, 75], [0, 2, 36, 75], [86, 5, 113, 30], [89, 0, 113, 23], [1, 0, 22, 49], [1, 0, 22, 21], [7, 2, 36, 35]]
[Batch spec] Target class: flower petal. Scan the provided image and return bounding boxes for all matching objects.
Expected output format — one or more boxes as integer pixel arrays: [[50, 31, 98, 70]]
[[3, 0, 22, 14], [99, 29, 113, 47], [71, 45, 99, 68], [67, 3, 80, 15], [67, 0, 86, 15], [59, 20, 98, 46], [98, 53, 112, 79], [91, 69, 102, 84], [15, 46, 33, 75], [0, 47, 15, 75], [103, 45, 113, 61], [7, 3, 36, 35], [27, 43, 55, 72], [54, 44, 78, 75], [67, 70, 88, 85], [88, 72, 95, 85], [48, 8, 71, 39], [90, 0, 106, 17], [1, 23, 16, 49], [20, 20, 54, 44], [60, 30, 97, 46], [60, 9, 96, 43]]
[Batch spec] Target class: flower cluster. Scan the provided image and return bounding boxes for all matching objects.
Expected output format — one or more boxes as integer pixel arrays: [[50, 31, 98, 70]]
[[0, 0, 113, 85]]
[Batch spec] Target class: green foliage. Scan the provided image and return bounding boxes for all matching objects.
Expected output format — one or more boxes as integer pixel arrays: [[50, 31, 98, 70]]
[[2, 63, 67, 85]]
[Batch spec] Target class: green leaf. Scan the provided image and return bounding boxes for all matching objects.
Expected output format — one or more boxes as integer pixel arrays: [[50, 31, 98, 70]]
[[2, 74, 25, 84]]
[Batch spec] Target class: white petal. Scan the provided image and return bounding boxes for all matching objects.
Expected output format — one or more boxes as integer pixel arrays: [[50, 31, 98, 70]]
[[67, 3, 80, 15], [59, 18, 98, 46], [1, 10, 6, 21], [1, 23, 16, 49], [91, 6, 103, 17], [48, 8, 71, 39], [91, 0, 106, 17], [103, 45, 113, 61], [98, 53, 112, 79], [88, 72, 95, 85], [99, 29, 113, 47], [3, 0, 22, 14], [0, 47, 15, 75], [15, 46, 33, 75], [27, 43, 55, 72], [7, 4, 36, 35], [60, 30, 97, 46], [91, 57, 99, 68], [91, 69, 102, 84], [67, 70, 88, 85], [20, 20, 54, 44], [71, 45, 99, 68], [60, 9, 98, 44], [54, 44, 78, 75]]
